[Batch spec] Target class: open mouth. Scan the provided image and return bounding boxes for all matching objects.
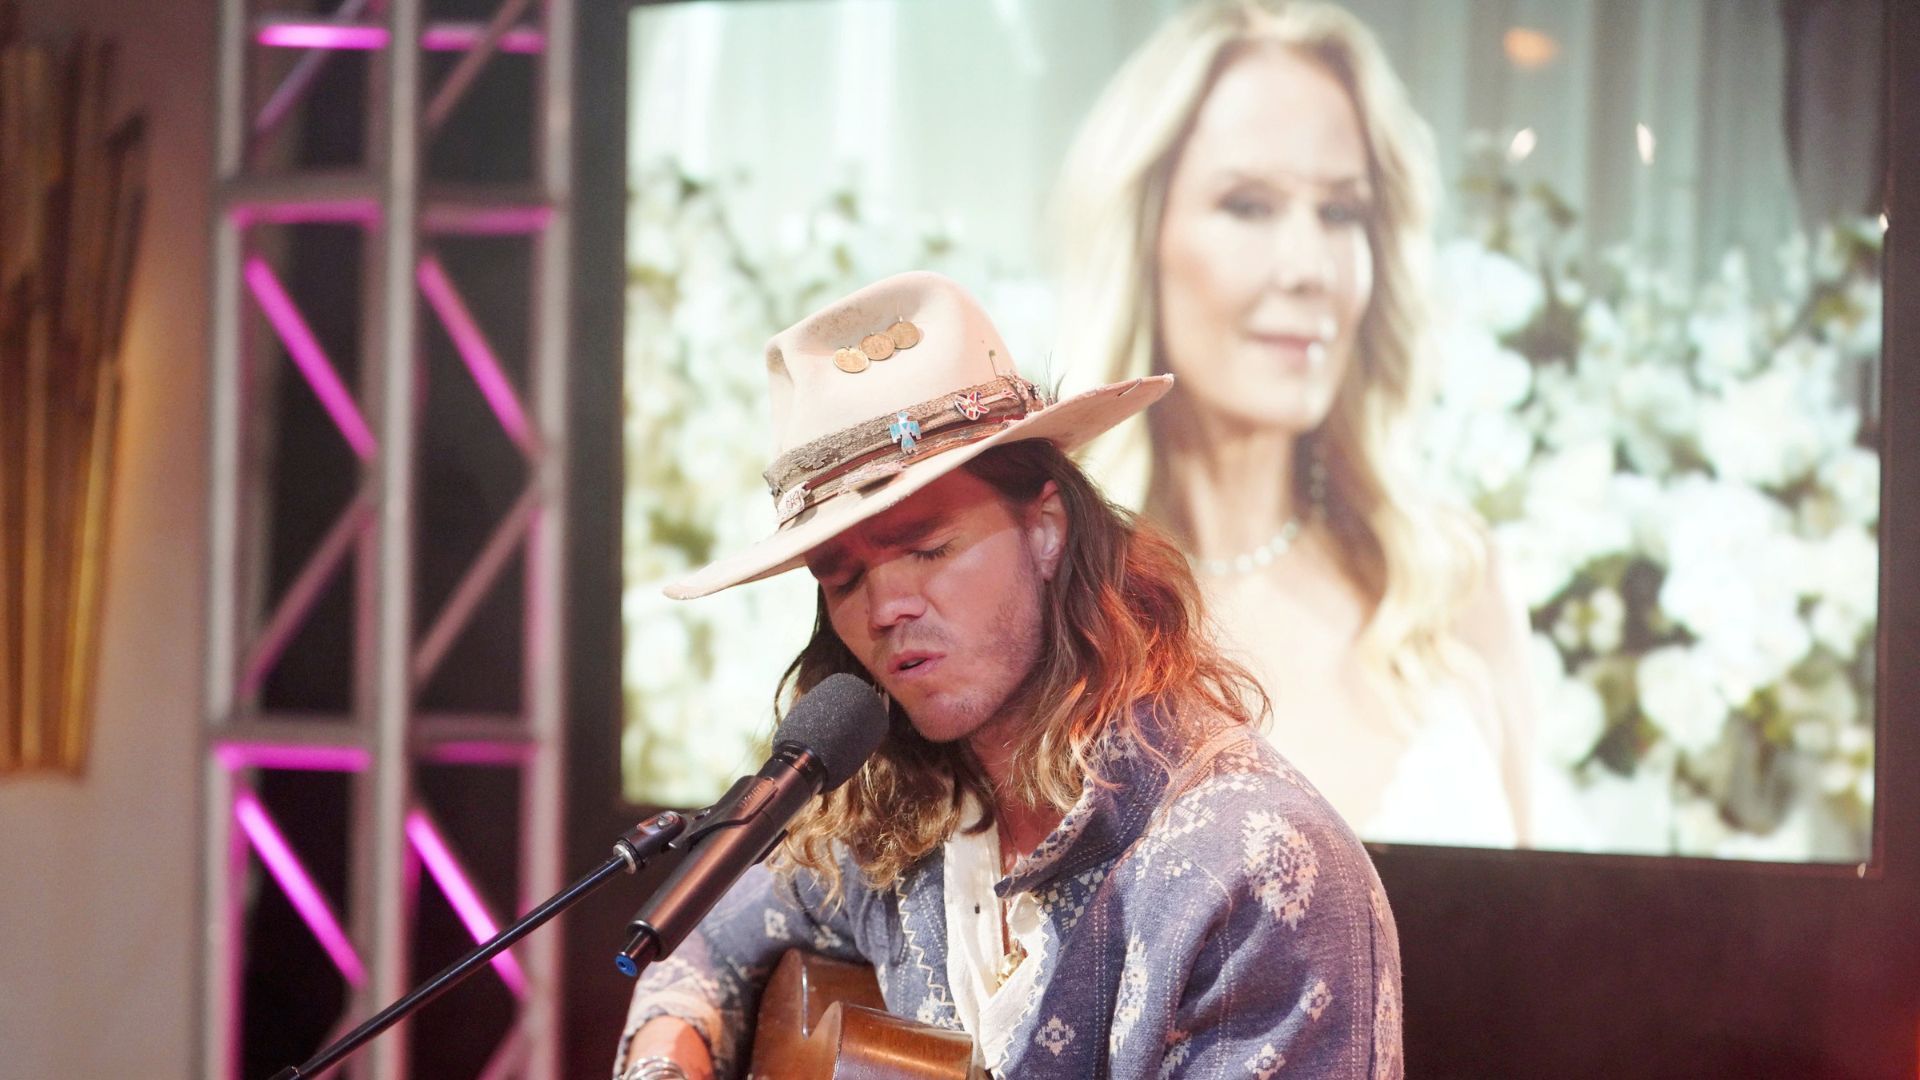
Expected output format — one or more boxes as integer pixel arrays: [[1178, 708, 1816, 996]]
[[890, 652, 942, 676], [1249, 333, 1330, 372]]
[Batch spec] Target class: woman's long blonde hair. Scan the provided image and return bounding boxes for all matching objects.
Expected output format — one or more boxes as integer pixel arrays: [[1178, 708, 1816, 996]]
[[1050, 0, 1484, 704], [773, 440, 1266, 893]]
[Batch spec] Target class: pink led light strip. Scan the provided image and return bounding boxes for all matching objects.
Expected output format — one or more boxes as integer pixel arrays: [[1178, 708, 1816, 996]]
[[256, 22, 545, 54], [218, 742, 372, 773], [422, 203, 552, 236], [233, 791, 367, 988], [231, 786, 529, 999], [253, 0, 378, 138], [243, 255, 378, 460], [405, 810, 530, 998], [417, 254, 539, 457]]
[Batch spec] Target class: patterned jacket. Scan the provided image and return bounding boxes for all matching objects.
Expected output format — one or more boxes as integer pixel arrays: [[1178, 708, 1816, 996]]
[[617, 710, 1403, 1079]]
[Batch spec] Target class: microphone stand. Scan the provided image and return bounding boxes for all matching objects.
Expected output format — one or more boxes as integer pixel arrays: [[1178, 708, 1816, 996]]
[[269, 810, 687, 1080]]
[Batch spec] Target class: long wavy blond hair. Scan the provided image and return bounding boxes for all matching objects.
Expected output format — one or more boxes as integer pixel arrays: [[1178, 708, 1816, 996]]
[[1050, 0, 1484, 704], [773, 439, 1266, 893]]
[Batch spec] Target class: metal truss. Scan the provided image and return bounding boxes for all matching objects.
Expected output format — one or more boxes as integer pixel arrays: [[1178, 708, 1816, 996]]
[[203, 1, 572, 1077]]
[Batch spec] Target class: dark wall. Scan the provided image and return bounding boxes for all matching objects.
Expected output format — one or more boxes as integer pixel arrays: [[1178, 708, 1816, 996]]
[[563, 4, 1920, 1079], [563, 2, 660, 1076]]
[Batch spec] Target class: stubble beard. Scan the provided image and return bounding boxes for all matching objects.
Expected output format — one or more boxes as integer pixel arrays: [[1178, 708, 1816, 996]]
[[898, 551, 1047, 748]]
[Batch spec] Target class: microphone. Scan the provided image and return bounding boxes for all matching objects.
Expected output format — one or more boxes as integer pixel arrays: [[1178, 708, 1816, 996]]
[[616, 673, 888, 976]]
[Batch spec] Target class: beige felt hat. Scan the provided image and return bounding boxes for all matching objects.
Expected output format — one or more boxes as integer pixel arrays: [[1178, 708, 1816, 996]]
[[665, 270, 1171, 599]]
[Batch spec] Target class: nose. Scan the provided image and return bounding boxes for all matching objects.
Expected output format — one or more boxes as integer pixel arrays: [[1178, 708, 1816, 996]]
[[863, 557, 927, 632], [1270, 205, 1334, 295]]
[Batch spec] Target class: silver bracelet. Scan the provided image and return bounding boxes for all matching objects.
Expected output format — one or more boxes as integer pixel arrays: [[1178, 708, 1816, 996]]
[[618, 1056, 691, 1080]]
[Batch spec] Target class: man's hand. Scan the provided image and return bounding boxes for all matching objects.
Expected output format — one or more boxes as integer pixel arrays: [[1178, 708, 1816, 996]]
[[618, 1017, 715, 1080]]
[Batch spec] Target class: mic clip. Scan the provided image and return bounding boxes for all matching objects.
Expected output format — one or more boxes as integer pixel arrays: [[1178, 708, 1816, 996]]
[[669, 774, 780, 853]]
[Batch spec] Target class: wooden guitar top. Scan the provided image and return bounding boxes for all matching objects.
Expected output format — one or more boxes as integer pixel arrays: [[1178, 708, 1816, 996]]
[[748, 950, 981, 1080]]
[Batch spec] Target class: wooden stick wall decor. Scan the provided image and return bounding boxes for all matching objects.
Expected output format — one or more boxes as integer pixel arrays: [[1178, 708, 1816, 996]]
[[0, 5, 147, 773]]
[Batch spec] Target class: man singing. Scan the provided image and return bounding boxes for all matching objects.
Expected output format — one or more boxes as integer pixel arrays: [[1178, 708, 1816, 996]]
[[615, 272, 1402, 1079]]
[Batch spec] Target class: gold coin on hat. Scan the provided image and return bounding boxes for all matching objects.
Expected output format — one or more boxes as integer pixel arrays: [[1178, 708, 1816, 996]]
[[886, 320, 922, 350], [859, 333, 896, 361], [833, 346, 871, 374]]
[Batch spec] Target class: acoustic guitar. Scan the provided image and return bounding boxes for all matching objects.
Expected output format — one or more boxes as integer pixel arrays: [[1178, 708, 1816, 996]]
[[747, 950, 983, 1080]]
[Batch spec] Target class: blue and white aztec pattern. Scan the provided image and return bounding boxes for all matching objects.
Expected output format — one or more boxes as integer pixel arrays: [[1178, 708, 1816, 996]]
[[618, 706, 1403, 1078]]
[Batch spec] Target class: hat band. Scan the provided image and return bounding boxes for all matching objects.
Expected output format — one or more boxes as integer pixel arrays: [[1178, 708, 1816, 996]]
[[765, 375, 1046, 526]]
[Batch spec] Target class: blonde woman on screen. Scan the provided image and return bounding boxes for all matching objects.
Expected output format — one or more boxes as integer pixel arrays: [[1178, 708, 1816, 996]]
[[1052, 0, 1534, 846]]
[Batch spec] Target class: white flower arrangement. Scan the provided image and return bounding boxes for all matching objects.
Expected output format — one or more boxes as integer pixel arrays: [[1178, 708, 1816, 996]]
[[1423, 140, 1882, 860]]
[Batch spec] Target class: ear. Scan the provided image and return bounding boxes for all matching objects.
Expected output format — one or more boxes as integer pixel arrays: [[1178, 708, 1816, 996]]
[[1025, 480, 1068, 580]]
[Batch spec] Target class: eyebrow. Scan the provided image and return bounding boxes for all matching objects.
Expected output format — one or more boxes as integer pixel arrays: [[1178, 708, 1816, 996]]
[[1216, 167, 1372, 194], [870, 513, 946, 550], [808, 512, 949, 582]]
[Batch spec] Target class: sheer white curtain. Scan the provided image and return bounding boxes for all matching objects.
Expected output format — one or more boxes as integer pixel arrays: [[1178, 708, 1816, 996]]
[[628, 0, 1880, 296], [1782, 0, 1885, 227], [628, 0, 1167, 274], [1334, 0, 1876, 291]]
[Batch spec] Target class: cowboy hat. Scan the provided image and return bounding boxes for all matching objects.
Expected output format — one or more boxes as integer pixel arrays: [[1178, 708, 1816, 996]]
[[665, 270, 1171, 599]]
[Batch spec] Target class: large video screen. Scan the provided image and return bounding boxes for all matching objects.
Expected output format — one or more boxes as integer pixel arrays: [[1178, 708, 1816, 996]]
[[621, 0, 1884, 861]]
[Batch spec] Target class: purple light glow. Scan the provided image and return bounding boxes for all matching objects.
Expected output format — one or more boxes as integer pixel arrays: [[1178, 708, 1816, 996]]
[[417, 256, 538, 456], [420, 26, 546, 54], [422, 740, 537, 766], [405, 811, 530, 998], [422, 204, 553, 236], [234, 791, 368, 988], [220, 802, 251, 1080], [256, 23, 545, 54], [218, 742, 372, 772], [256, 24, 389, 50], [228, 198, 552, 234], [233, 201, 381, 228], [244, 256, 379, 460]]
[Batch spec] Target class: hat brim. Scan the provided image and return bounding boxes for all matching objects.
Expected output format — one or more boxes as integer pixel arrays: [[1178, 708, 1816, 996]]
[[663, 374, 1172, 599]]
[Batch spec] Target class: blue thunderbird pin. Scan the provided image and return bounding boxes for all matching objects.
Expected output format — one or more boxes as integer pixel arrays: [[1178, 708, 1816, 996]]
[[889, 411, 922, 453]]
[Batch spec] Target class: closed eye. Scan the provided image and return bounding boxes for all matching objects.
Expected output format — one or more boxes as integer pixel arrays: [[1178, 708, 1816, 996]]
[[1221, 190, 1275, 221], [912, 541, 956, 562], [1320, 197, 1373, 228], [818, 538, 954, 597]]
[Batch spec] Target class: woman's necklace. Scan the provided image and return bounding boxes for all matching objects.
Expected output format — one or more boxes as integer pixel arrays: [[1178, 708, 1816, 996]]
[[1188, 516, 1302, 578]]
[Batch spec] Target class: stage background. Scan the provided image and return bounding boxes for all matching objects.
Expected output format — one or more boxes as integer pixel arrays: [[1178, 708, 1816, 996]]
[[0, 2, 1910, 1078]]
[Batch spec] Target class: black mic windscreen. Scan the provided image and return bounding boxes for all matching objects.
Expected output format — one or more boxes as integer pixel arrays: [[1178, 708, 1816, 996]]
[[772, 673, 889, 791]]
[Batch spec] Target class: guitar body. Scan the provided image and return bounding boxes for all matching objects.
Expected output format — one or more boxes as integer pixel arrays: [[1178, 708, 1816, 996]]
[[748, 950, 981, 1080]]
